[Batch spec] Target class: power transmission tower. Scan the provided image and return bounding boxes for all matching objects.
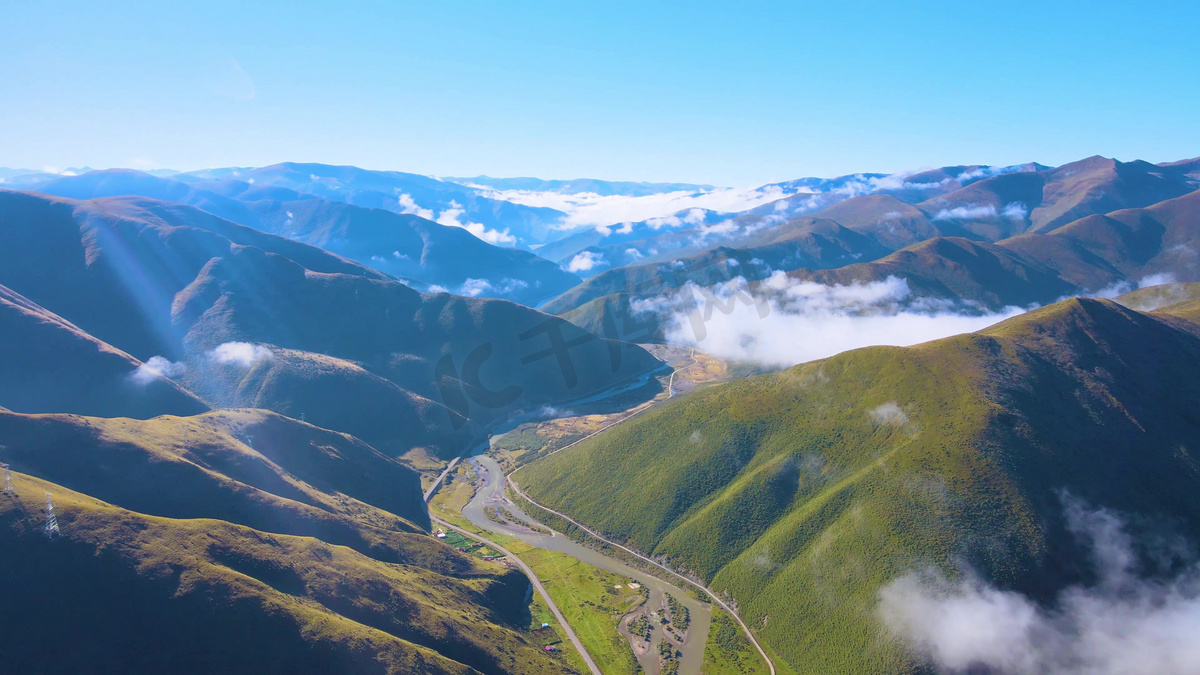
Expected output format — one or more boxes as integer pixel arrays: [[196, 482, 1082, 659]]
[[44, 493, 60, 538], [244, 434, 254, 449], [2, 462, 13, 496]]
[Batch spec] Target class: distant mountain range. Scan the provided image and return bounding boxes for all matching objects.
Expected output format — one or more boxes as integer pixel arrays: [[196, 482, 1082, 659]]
[[8, 169, 581, 305], [543, 156, 1200, 340]]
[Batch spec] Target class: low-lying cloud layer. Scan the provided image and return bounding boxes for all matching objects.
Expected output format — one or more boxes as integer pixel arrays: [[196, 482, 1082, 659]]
[[878, 495, 1200, 674], [476, 185, 791, 229], [658, 274, 1024, 367]]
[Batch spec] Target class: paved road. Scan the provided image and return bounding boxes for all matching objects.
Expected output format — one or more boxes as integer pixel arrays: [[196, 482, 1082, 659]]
[[507, 477, 776, 675], [423, 457, 460, 502], [430, 514, 603, 675], [667, 347, 698, 397], [466, 454, 712, 675]]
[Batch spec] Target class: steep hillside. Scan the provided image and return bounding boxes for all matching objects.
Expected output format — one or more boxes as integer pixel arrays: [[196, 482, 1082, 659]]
[[518, 297, 1200, 673], [0, 283, 209, 419], [0, 470, 561, 674], [0, 191, 660, 456]]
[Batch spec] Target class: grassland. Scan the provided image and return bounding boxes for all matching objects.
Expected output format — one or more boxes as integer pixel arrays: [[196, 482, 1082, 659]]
[[520, 297, 1200, 673]]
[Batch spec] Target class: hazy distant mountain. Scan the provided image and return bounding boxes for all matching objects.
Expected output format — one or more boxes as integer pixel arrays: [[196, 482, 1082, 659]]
[[0, 167, 97, 185], [541, 157, 1196, 274], [519, 296, 1200, 673], [175, 162, 570, 247], [544, 179, 1200, 345], [447, 175, 716, 196], [16, 169, 581, 305], [0, 190, 660, 456], [538, 163, 1045, 266]]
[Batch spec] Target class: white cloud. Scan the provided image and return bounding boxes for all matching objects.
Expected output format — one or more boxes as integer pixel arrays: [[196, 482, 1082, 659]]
[[879, 495, 1200, 675], [868, 401, 908, 426], [1002, 202, 1029, 220], [209, 342, 273, 368], [395, 193, 435, 220], [459, 279, 492, 297], [625, 248, 645, 261], [434, 203, 517, 245], [1139, 272, 1177, 288], [129, 356, 185, 385], [660, 275, 1024, 367], [566, 251, 608, 273], [458, 277, 529, 297], [956, 163, 1035, 183], [933, 204, 999, 221]]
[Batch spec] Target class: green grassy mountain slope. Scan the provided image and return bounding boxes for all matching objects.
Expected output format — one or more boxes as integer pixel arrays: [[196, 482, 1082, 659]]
[[0, 473, 561, 674], [1114, 281, 1200, 311], [0, 409, 562, 674], [0, 283, 209, 419], [517, 297, 1200, 673]]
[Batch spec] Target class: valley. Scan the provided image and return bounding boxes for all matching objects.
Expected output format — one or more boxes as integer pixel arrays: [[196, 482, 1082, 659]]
[[4, 152, 1200, 674], [421, 346, 764, 675]]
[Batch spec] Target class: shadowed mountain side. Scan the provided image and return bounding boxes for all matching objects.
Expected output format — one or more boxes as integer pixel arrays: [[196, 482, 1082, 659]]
[[179, 348, 464, 455], [235, 198, 581, 303], [0, 284, 209, 419], [0, 191, 386, 359], [518, 297, 1200, 673], [170, 247, 661, 451], [0, 472, 562, 675], [0, 190, 661, 456]]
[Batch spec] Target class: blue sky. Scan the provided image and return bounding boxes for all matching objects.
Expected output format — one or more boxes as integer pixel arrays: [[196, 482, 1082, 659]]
[[2, 1, 1198, 185]]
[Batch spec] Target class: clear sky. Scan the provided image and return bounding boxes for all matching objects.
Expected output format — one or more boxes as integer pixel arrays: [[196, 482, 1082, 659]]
[[2, 1, 1198, 185]]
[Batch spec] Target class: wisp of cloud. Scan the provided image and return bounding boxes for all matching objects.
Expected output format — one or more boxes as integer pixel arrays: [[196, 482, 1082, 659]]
[[878, 494, 1200, 674]]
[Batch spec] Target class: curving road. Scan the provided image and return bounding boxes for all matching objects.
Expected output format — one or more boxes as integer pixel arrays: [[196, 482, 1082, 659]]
[[507, 476, 776, 675], [429, 514, 602, 675]]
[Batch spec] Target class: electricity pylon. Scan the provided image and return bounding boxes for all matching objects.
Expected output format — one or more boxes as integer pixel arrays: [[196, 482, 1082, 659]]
[[44, 493, 60, 538]]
